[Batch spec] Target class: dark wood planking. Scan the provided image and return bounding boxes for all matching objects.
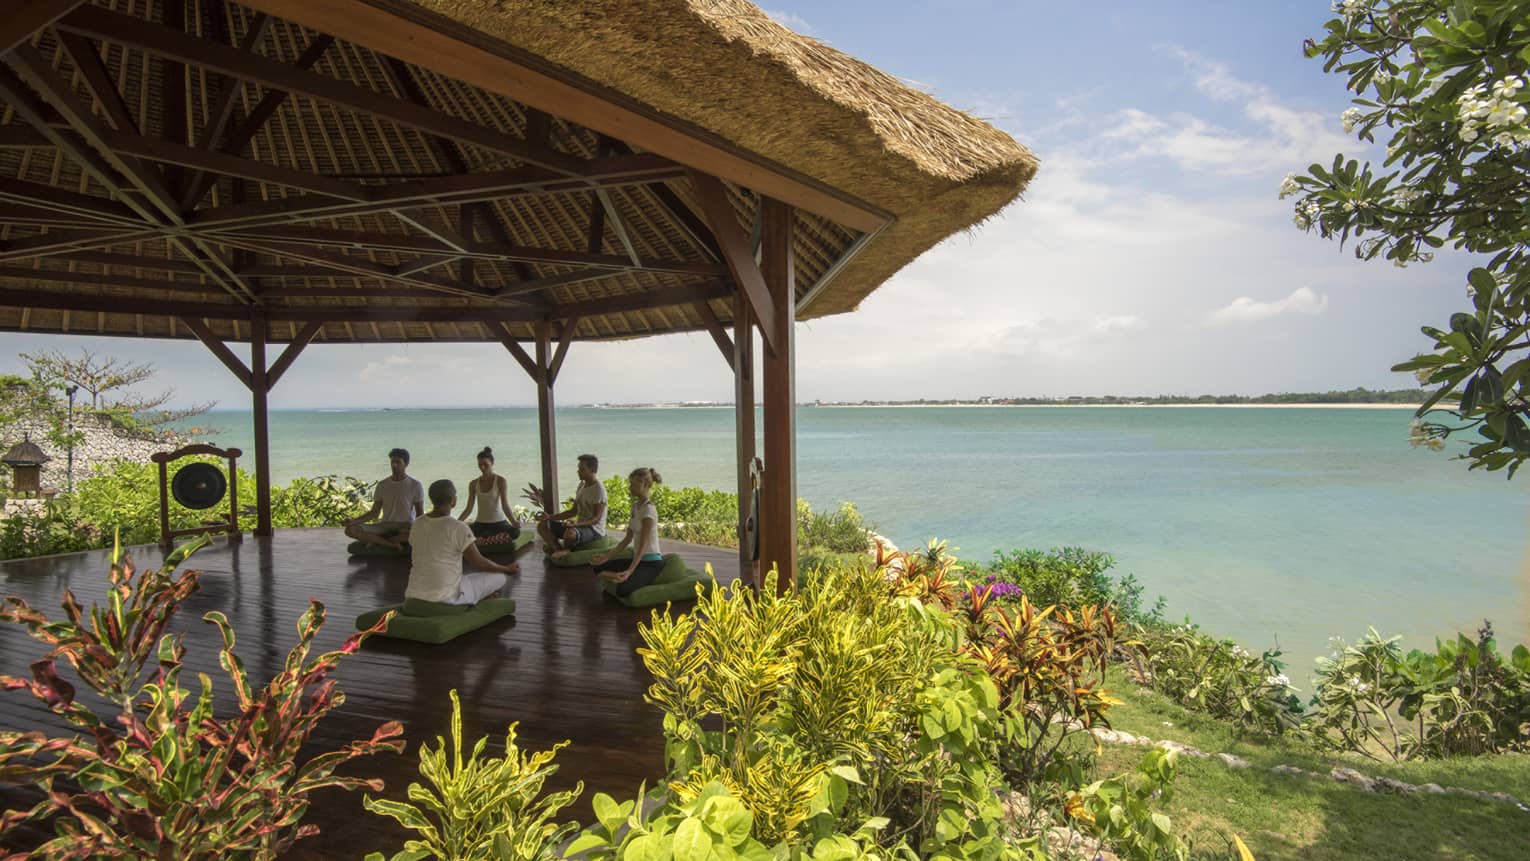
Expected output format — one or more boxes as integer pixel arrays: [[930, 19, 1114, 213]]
[[0, 531, 743, 859]]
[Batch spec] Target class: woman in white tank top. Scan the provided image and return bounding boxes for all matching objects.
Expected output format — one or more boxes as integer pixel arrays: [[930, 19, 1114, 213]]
[[458, 446, 520, 542]]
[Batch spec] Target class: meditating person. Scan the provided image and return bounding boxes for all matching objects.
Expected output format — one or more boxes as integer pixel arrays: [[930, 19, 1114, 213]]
[[344, 447, 424, 550], [408, 479, 520, 606], [592, 466, 665, 598], [535, 453, 608, 558], [457, 446, 520, 546]]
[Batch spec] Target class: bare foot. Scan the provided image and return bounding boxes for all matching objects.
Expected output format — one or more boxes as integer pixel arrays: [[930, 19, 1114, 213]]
[[549, 548, 570, 559], [485, 590, 502, 600], [504, 563, 521, 575]]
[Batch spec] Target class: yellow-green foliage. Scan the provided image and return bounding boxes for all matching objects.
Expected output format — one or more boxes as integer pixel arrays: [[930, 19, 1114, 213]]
[[364, 690, 582, 861], [635, 565, 1027, 857]]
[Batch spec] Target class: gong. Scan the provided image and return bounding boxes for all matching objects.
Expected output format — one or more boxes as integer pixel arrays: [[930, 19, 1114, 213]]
[[171, 462, 227, 510]]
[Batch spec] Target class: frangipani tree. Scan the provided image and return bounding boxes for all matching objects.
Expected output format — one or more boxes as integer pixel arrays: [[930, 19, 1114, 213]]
[[1284, 0, 1530, 475]]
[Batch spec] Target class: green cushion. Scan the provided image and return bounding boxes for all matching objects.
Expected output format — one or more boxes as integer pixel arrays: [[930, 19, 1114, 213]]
[[348, 539, 409, 557], [601, 554, 714, 607], [478, 530, 535, 556], [355, 598, 516, 644], [547, 534, 625, 568]]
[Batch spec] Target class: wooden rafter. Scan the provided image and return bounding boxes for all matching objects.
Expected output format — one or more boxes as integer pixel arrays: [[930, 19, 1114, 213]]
[[58, 6, 588, 175], [2, 1, 87, 56], [688, 169, 776, 353]]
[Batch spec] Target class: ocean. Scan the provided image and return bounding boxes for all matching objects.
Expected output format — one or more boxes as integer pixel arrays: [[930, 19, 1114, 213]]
[[196, 405, 1530, 678]]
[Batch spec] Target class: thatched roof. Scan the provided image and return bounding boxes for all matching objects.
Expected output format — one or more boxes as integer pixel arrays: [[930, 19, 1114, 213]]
[[0, 0, 1037, 344]]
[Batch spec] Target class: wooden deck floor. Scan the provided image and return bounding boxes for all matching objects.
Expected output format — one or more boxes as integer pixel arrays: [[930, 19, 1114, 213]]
[[0, 530, 742, 858]]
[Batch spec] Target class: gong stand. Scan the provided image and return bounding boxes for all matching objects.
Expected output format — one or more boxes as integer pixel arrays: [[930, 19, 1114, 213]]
[[151, 444, 244, 548]]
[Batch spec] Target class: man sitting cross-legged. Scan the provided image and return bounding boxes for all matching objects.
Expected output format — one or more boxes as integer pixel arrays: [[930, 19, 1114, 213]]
[[533, 453, 608, 559], [407, 479, 521, 607], [344, 447, 424, 550]]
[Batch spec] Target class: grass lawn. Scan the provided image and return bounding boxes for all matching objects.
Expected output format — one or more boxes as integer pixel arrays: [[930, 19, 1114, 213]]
[[1094, 668, 1530, 861]]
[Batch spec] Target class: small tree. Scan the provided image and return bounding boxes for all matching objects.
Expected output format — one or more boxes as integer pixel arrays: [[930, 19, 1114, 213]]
[[1285, 0, 1530, 475], [21, 348, 212, 433]]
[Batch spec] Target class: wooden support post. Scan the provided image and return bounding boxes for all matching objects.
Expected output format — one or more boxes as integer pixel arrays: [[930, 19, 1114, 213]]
[[250, 310, 272, 537], [759, 198, 795, 593], [535, 319, 558, 511], [733, 289, 756, 584]]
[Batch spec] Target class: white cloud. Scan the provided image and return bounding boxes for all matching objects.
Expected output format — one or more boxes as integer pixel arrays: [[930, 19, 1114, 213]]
[[1097, 47, 1357, 175], [1206, 287, 1330, 325]]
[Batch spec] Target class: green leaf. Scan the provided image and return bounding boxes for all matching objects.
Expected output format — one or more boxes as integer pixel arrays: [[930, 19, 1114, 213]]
[[593, 792, 624, 832], [673, 817, 711, 861]]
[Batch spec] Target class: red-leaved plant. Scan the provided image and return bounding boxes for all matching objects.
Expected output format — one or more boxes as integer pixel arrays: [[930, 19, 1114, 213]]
[[0, 536, 404, 859]]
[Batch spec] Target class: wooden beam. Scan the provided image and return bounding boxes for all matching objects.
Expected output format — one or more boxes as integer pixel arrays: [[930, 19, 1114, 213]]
[[180, 27, 329, 209], [0, 126, 54, 149], [547, 316, 578, 385], [687, 169, 776, 354], [264, 319, 321, 389], [250, 309, 273, 536], [604, 138, 721, 262], [492, 267, 613, 300], [693, 299, 734, 371], [595, 189, 641, 268], [64, 250, 224, 274], [2, 1, 87, 56], [0, 229, 157, 262], [534, 319, 558, 510], [733, 289, 755, 582], [548, 280, 731, 320], [222, 225, 725, 275], [759, 197, 795, 593], [796, 226, 881, 315], [57, 33, 140, 134], [180, 315, 253, 389], [59, 6, 587, 175], [584, 192, 605, 254], [103, 130, 369, 200], [0, 286, 533, 324], [487, 321, 534, 373], [160, 0, 188, 197], [0, 264, 217, 294], [189, 9, 269, 155], [185, 153, 682, 230], [232, 0, 895, 232], [0, 176, 143, 225], [215, 236, 497, 301]]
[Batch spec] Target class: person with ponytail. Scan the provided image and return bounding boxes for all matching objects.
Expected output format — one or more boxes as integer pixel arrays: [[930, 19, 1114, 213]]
[[457, 446, 519, 545], [592, 467, 666, 597]]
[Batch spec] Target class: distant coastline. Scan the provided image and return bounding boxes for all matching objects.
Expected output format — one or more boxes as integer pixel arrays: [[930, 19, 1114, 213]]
[[583, 388, 1432, 410]]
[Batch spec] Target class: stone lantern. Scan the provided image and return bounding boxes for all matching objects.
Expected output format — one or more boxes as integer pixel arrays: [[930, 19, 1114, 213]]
[[2, 436, 50, 496]]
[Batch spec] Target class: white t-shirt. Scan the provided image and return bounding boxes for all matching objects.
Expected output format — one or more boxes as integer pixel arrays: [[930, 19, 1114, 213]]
[[405, 515, 476, 602], [375, 476, 424, 523], [627, 499, 661, 560], [574, 481, 609, 536]]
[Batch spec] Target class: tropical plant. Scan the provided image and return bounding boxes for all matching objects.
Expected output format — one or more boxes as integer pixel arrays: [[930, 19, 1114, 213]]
[[364, 690, 582, 861], [1309, 623, 1530, 759], [1132, 623, 1304, 736], [1285, 0, 1530, 475], [976, 547, 1164, 625], [635, 564, 1026, 858], [270, 475, 374, 527], [0, 537, 403, 858], [1063, 747, 1189, 861]]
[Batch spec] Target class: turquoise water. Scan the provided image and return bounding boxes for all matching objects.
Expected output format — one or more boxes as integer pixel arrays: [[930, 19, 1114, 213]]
[[197, 405, 1530, 678]]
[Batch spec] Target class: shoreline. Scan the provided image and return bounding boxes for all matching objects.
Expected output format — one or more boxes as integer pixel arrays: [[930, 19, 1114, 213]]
[[812, 403, 1422, 410]]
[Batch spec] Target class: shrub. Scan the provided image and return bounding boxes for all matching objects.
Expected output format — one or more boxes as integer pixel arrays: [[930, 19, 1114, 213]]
[[795, 499, 873, 554], [364, 690, 581, 861], [270, 475, 373, 527], [1064, 748, 1189, 861], [976, 547, 1163, 625], [0, 538, 403, 858], [1132, 622, 1304, 736], [1309, 623, 1530, 760], [0, 500, 100, 559]]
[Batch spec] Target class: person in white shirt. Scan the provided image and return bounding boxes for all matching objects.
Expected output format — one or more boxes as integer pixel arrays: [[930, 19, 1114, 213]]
[[407, 479, 521, 605], [457, 446, 520, 546], [534, 453, 608, 558], [344, 448, 424, 550], [593, 467, 665, 597]]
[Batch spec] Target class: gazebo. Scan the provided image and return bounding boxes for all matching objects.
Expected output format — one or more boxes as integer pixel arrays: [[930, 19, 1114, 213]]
[[0, 0, 1037, 586]]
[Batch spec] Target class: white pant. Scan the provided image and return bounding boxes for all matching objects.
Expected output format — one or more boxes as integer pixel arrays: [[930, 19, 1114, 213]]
[[450, 572, 508, 605]]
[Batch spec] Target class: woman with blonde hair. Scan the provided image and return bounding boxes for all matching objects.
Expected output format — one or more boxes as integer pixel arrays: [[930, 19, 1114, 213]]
[[593, 467, 666, 597]]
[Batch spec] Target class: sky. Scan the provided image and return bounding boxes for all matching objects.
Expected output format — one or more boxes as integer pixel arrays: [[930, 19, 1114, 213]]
[[0, 1, 1476, 408]]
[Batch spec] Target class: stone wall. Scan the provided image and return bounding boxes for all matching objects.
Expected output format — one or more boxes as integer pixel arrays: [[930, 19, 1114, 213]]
[[2, 412, 187, 494]]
